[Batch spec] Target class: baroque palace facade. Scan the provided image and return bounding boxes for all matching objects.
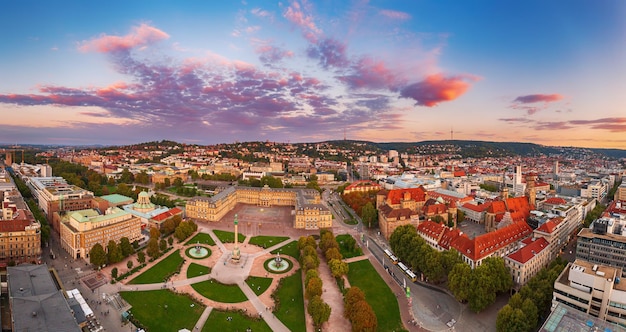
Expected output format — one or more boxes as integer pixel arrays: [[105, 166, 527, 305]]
[[186, 185, 332, 229]]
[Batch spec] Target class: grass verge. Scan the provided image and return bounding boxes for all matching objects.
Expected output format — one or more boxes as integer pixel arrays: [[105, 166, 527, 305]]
[[347, 260, 404, 332], [248, 235, 289, 249], [185, 232, 216, 246], [213, 229, 246, 243], [191, 280, 247, 303]]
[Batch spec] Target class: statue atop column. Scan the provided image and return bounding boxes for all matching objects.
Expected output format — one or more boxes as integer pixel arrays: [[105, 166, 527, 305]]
[[232, 214, 241, 262]]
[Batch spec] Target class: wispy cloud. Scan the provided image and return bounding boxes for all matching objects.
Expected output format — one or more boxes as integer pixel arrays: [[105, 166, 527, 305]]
[[510, 93, 564, 115], [78, 23, 169, 53], [379, 9, 411, 21]]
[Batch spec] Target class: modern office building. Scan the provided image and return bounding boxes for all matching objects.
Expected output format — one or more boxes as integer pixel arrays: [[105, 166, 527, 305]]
[[577, 216, 626, 277], [59, 207, 142, 259], [552, 259, 626, 327], [26, 176, 94, 227]]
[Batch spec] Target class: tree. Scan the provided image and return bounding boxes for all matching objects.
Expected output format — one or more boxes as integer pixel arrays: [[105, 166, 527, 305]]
[[349, 300, 377, 332], [328, 259, 349, 278], [111, 267, 118, 279], [361, 202, 377, 228], [159, 239, 167, 251], [137, 251, 146, 264], [149, 227, 160, 239], [162, 218, 176, 235], [107, 240, 123, 264], [325, 247, 342, 261], [89, 243, 107, 268], [147, 238, 160, 258], [127, 260, 133, 269], [305, 269, 319, 286], [120, 237, 134, 258], [305, 277, 323, 300], [319, 231, 338, 253], [496, 305, 529, 332], [344, 287, 366, 320], [298, 236, 317, 250], [307, 295, 331, 328], [468, 266, 497, 312], [168, 236, 174, 246], [448, 263, 472, 302], [173, 177, 184, 187], [135, 171, 150, 184], [118, 168, 134, 184]]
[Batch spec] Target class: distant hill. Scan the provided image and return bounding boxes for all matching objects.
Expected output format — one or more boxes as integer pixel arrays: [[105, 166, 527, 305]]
[[325, 140, 626, 159]]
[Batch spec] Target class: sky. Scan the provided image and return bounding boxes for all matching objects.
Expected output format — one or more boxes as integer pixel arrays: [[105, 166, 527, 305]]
[[0, 1, 625, 148]]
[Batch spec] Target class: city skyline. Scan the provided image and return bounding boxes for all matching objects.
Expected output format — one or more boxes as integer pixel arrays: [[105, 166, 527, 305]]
[[0, 1, 624, 148]]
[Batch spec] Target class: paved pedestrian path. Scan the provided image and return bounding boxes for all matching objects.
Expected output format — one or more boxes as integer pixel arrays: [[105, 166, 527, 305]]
[[194, 306, 214, 331]]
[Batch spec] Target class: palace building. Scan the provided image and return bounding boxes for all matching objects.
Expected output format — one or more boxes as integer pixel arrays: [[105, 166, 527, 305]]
[[186, 185, 331, 230]]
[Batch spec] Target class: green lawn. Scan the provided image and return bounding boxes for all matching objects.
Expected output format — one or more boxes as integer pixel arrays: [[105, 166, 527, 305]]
[[337, 234, 364, 259], [248, 235, 289, 249], [270, 240, 299, 259], [213, 229, 246, 243], [347, 260, 404, 332], [129, 249, 184, 284], [121, 290, 204, 332], [273, 269, 306, 332], [203, 309, 271, 332], [191, 280, 247, 303], [187, 263, 211, 278], [185, 232, 216, 246], [344, 218, 359, 225], [246, 276, 273, 296]]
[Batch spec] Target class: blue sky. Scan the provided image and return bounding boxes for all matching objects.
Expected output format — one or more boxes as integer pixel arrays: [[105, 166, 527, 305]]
[[0, 0, 624, 148]]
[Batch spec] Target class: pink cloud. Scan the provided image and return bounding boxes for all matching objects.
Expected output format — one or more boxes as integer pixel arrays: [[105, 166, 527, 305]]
[[400, 74, 479, 107], [338, 56, 401, 90], [379, 9, 411, 21], [283, 0, 321, 43], [513, 93, 563, 104], [78, 23, 169, 53]]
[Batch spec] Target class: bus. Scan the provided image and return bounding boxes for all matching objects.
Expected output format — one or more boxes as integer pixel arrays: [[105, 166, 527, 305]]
[[383, 249, 399, 265], [398, 262, 409, 273], [405, 269, 417, 282]]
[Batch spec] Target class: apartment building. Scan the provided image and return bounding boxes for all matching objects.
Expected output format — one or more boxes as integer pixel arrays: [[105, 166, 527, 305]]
[[0, 193, 41, 266], [552, 259, 626, 326], [533, 201, 583, 260], [59, 207, 142, 259], [186, 185, 331, 230], [505, 237, 550, 291]]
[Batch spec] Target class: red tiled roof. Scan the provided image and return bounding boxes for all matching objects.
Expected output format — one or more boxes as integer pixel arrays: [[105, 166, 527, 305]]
[[450, 221, 532, 261], [0, 210, 33, 232], [453, 171, 466, 177], [461, 203, 488, 213], [151, 207, 183, 222], [439, 228, 462, 250], [545, 197, 566, 205], [487, 200, 506, 214], [535, 217, 563, 234], [506, 197, 531, 223], [424, 203, 448, 215], [506, 237, 549, 264], [385, 187, 426, 205], [417, 221, 446, 240]]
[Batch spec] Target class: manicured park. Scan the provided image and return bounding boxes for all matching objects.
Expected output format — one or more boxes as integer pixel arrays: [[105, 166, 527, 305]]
[[185, 232, 216, 246], [336, 233, 364, 259], [129, 249, 184, 284], [213, 229, 246, 243], [203, 309, 272, 332], [272, 269, 306, 332], [246, 276, 273, 296], [248, 235, 290, 248], [270, 240, 299, 259], [187, 263, 211, 278], [120, 289, 205, 332], [191, 279, 248, 303]]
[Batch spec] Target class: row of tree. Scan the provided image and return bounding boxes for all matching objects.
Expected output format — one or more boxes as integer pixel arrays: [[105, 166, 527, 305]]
[[496, 258, 567, 332], [389, 225, 462, 284], [88, 237, 135, 268], [7, 170, 51, 242], [319, 229, 349, 280], [298, 235, 331, 328], [344, 287, 377, 332], [584, 203, 608, 227]]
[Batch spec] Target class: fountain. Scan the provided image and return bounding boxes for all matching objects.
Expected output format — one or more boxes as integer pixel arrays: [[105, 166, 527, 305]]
[[267, 252, 289, 272], [186, 241, 210, 259]]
